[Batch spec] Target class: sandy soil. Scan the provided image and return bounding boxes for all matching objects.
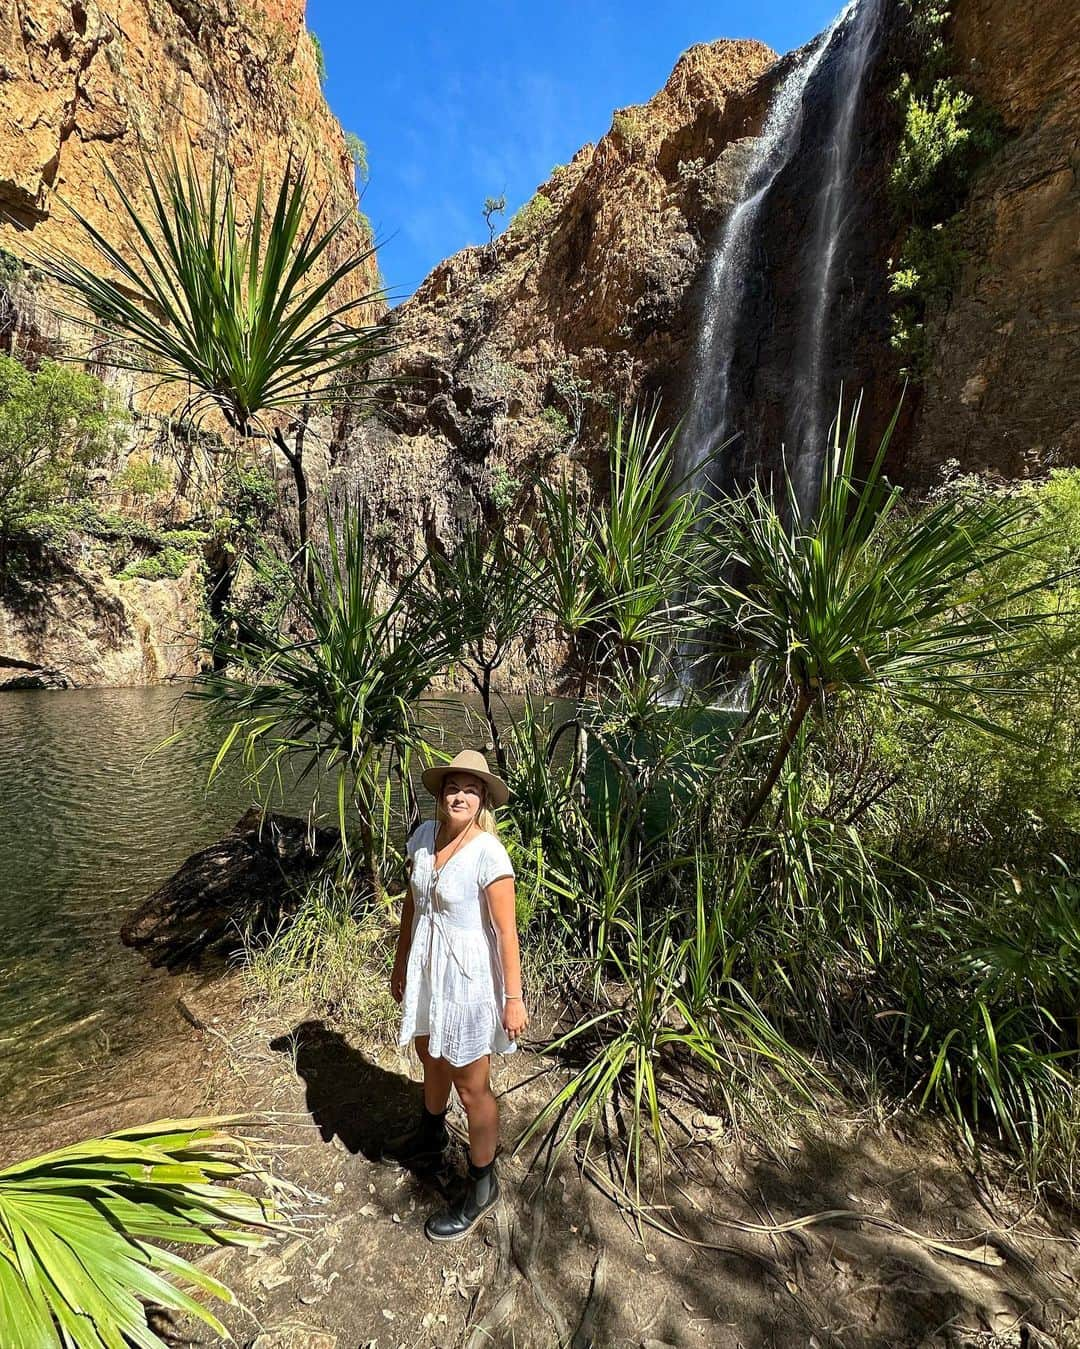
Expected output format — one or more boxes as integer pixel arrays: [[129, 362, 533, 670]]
[[12, 970, 1079, 1349]]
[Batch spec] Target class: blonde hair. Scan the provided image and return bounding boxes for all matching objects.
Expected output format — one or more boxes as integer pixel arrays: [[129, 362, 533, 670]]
[[436, 778, 501, 837]]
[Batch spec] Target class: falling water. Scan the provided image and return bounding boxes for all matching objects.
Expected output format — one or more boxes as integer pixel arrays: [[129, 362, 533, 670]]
[[791, 0, 885, 504], [677, 5, 852, 490]]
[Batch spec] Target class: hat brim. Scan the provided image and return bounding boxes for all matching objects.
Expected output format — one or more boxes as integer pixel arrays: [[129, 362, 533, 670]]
[[421, 764, 510, 808]]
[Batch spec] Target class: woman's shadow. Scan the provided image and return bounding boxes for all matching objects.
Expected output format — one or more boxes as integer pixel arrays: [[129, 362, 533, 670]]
[[271, 1020, 424, 1162]]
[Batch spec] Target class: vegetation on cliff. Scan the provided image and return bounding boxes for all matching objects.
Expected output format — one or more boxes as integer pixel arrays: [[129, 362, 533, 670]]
[[886, 0, 1005, 374], [0, 356, 128, 558]]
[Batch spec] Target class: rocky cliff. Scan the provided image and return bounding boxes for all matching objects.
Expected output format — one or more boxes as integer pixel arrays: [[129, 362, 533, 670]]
[[338, 0, 1077, 610], [908, 0, 1080, 480], [0, 0, 373, 299], [0, 0, 378, 687], [2, 0, 1076, 689], [335, 41, 777, 568]]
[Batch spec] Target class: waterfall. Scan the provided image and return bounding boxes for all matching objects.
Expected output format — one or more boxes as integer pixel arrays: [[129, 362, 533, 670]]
[[676, 9, 847, 490], [677, 0, 883, 497], [790, 0, 885, 505]]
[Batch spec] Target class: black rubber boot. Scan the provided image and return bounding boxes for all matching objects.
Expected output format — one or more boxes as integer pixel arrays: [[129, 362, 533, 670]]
[[379, 1105, 449, 1169], [424, 1158, 500, 1242]]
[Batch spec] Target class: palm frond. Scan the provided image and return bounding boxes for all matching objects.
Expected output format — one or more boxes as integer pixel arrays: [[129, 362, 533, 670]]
[[39, 148, 389, 433], [0, 1118, 279, 1348]]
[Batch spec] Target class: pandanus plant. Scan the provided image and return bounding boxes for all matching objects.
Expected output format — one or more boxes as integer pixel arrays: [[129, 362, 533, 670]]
[[41, 149, 390, 577], [702, 397, 1050, 828], [187, 500, 455, 901]]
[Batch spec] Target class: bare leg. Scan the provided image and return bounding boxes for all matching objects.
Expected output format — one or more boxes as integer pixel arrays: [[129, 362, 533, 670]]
[[449, 1055, 498, 1167], [415, 1035, 453, 1114]]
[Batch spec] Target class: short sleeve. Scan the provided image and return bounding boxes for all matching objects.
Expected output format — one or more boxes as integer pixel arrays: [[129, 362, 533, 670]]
[[478, 835, 515, 889], [404, 820, 432, 874]]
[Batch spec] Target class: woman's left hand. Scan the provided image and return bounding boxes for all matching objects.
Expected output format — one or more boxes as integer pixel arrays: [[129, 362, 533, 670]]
[[503, 997, 529, 1042]]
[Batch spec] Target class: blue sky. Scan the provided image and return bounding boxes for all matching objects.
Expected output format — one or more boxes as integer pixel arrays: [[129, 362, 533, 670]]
[[307, 2, 842, 303]]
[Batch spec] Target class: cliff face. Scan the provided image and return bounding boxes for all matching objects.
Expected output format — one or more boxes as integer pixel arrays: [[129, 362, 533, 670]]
[[0, 0, 377, 688], [907, 0, 1080, 480], [2, 1, 1074, 689], [0, 545, 205, 688], [0, 0, 374, 298], [336, 41, 775, 565], [341, 0, 1077, 595]]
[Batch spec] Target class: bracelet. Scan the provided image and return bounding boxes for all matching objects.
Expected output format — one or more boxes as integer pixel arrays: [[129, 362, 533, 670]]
[[504, 994, 524, 1001]]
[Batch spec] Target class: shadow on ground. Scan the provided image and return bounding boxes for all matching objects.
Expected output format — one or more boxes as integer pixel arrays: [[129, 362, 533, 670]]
[[270, 1019, 424, 1162]]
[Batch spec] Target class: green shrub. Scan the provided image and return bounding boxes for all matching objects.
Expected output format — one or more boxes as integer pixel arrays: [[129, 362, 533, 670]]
[[539, 405, 570, 443], [0, 356, 128, 539], [508, 192, 554, 240], [309, 29, 326, 85], [344, 131, 368, 185], [116, 545, 199, 582], [112, 454, 171, 501], [0, 247, 23, 290], [886, 0, 1005, 377], [17, 499, 205, 551], [612, 108, 646, 153], [890, 76, 975, 205], [489, 465, 521, 513], [213, 462, 278, 538]]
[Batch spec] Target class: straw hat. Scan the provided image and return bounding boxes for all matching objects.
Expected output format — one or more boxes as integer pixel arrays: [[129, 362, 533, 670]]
[[421, 749, 510, 808]]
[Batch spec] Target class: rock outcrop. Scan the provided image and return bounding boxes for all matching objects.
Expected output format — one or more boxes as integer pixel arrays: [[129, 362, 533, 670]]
[[907, 0, 1080, 480], [0, 543, 206, 687], [121, 807, 337, 970], [338, 0, 1077, 565]]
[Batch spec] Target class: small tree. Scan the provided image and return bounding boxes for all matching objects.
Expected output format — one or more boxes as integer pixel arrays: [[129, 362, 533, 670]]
[[483, 194, 506, 244], [112, 454, 171, 519], [188, 500, 454, 900], [427, 523, 543, 775], [42, 150, 388, 587], [344, 132, 369, 187], [700, 396, 1050, 828], [0, 355, 127, 561]]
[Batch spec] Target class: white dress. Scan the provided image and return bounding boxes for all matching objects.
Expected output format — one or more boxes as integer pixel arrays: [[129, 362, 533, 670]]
[[398, 821, 517, 1067]]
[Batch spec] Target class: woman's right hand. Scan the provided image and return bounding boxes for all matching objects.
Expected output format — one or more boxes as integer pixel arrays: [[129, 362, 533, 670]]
[[390, 955, 407, 1003]]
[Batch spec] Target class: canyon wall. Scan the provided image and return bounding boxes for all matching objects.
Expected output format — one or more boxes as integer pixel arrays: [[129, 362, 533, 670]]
[[0, 0, 378, 687], [334, 41, 777, 570], [1, 0, 1076, 688], [907, 0, 1080, 480], [0, 0, 375, 302], [342, 0, 1078, 608]]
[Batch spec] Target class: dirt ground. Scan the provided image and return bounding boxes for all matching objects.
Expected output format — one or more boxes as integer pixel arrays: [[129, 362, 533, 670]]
[[8, 971, 1080, 1349]]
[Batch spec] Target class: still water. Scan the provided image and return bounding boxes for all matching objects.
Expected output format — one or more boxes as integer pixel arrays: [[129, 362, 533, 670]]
[[0, 683, 490, 1118]]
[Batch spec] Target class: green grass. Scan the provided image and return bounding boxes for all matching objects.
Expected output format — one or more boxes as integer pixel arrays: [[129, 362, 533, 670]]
[[244, 871, 399, 1038]]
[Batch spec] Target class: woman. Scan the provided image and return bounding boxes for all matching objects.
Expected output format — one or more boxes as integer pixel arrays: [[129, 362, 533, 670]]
[[387, 749, 529, 1241]]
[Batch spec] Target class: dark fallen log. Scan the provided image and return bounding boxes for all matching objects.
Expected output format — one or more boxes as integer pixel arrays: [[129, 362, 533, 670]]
[[121, 807, 338, 972]]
